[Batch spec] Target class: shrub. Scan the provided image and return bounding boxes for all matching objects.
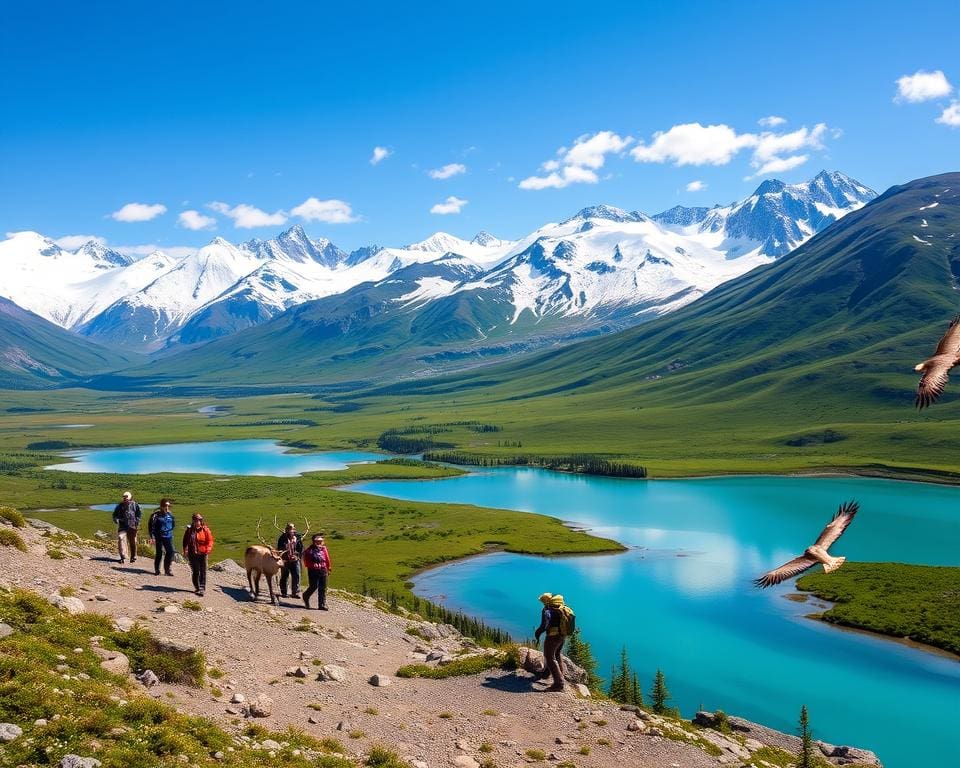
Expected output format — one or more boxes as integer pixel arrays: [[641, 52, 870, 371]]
[[112, 627, 205, 686], [0, 505, 26, 527], [366, 746, 408, 768], [396, 652, 507, 679], [0, 529, 26, 552], [524, 749, 546, 761]]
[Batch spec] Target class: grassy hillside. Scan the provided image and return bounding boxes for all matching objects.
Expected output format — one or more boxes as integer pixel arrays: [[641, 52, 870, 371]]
[[0, 297, 141, 389]]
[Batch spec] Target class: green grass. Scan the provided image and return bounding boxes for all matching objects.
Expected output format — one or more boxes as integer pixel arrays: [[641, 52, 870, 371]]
[[524, 749, 546, 761], [0, 589, 355, 768], [395, 652, 508, 679], [0, 505, 26, 527], [797, 562, 960, 656]]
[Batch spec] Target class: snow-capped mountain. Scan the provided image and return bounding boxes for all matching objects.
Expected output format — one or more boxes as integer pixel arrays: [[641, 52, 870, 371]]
[[653, 170, 876, 257], [0, 170, 875, 354]]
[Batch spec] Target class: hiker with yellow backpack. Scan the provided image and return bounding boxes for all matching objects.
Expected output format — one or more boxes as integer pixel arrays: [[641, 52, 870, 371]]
[[534, 593, 576, 692]]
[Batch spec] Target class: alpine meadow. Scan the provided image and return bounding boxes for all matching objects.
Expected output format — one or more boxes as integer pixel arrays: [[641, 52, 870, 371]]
[[2, 5, 960, 768]]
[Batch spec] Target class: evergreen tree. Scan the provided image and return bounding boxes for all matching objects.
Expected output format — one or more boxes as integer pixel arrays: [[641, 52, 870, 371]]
[[607, 646, 631, 702], [565, 633, 603, 693], [797, 705, 815, 768], [629, 672, 643, 707], [650, 669, 671, 715]]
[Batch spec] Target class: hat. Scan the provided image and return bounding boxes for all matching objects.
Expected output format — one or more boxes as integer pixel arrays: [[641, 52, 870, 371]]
[[122, 491, 132, 499], [538, 592, 553, 604], [312, 533, 324, 541], [548, 594, 565, 607], [285, 523, 295, 530]]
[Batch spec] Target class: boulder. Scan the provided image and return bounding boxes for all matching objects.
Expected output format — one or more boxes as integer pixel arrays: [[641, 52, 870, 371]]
[[0, 723, 23, 742], [0, 623, 13, 639], [113, 617, 136, 633], [230, 693, 246, 704], [817, 741, 882, 766], [286, 666, 311, 678], [246, 695, 273, 718], [156, 637, 197, 656], [369, 674, 392, 687], [59, 757, 102, 768], [94, 530, 110, 540], [259, 739, 282, 751], [626, 719, 645, 732], [47, 593, 85, 615], [574, 683, 591, 698], [137, 670, 160, 688], [516, 646, 587, 684], [210, 559, 246, 576], [451, 757, 478, 768], [317, 665, 347, 682], [99, 651, 130, 676]]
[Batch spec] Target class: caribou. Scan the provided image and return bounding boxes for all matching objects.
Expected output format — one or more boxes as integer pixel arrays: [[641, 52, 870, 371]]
[[245, 514, 311, 604]]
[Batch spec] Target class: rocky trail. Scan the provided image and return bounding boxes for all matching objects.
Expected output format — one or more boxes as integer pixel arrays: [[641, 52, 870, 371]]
[[0, 520, 880, 768]]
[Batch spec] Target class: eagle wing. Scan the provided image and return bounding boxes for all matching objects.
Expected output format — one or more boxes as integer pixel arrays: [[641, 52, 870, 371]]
[[754, 555, 818, 588], [916, 360, 953, 409], [933, 315, 960, 356], [814, 500, 859, 549]]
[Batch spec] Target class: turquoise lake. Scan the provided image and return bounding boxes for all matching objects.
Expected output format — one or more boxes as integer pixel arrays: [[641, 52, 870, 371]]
[[50, 439, 383, 476], [348, 469, 960, 768], [49, 440, 960, 766]]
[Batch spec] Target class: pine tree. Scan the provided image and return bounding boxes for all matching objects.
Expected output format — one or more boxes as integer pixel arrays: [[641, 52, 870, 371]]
[[607, 646, 631, 702], [629, 672, 643, 707], [797, 705, 815, 768], [650, 669, 671, 715], [565, 633, 603, 693]]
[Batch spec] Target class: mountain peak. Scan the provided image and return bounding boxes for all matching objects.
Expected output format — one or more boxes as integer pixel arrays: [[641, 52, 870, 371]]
[[753, 179, 787, 196], [407, 232, 470, 253], [279, 223, 308, 240], [471, 231, 501, 247], [75, 240, 132, 268], [563, 204, 639, 224]]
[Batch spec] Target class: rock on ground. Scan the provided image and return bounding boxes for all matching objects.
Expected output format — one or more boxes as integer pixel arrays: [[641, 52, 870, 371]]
[[47, 593, 85, 615], [0, 723, 23, 742]]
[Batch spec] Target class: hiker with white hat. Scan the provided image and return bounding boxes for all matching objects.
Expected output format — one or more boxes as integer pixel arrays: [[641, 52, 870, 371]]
[[112, 491, 142, 564]]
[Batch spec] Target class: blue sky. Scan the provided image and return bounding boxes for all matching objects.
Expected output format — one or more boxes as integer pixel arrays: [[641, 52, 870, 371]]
[[2, 1, 959, 255]]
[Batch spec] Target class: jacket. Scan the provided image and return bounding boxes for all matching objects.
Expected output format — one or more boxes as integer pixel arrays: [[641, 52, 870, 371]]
[[276, 532, 304, 563], [149, 510, 176, 539], [302, 544, 332, 572], [182, 524, 214, 555], [113, 501, 141, 531]]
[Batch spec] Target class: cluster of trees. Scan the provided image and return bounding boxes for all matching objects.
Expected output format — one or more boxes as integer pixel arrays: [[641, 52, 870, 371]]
[[603, 646, 675, 713], [360, 584, 512, 646], [422, 451, 647, 478]]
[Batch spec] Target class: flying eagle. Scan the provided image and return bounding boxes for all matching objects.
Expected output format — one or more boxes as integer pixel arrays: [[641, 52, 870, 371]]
[[754, 501, 859, 588], [915, 314, 960, 409]]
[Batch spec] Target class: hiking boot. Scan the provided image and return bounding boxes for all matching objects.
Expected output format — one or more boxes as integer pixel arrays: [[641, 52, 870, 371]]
[[165, 571, 173, 576], [118, 557, 125, 564], [302, 595, 310, 609], [130, 557, 137, 563], [154, 569, 161, 576], [538, 669, 552, 679], [320, 605, 329, 611], [291, 592, 301, 598], [197, 590, 204, 597], [280, 593, 287, 599], [546, 684, 565, 692]]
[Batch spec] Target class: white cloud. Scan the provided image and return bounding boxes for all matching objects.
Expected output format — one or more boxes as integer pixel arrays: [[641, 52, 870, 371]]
[[428, 163, 467, 179], [631, 120, 829, 178], [752, 154, 809, 176], [520, 131, 630, 190], [631, 123, 756, 166], [290, 197, 359, 224], [430, 196, 468, 215], [208, 201, 287, 229], [370, 146, 392, 165], [936, 101, 960, 127], [54, 234, 106, 249], [685, 180, 707, 192], [758, 115, 787, 127], [177, 210, 217, 231], [110, 202, 167, 222], [895, 70, 953, 103]]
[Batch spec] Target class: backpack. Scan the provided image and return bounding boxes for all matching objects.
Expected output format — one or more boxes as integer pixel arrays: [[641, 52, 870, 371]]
[[557, 604, 577, 636]]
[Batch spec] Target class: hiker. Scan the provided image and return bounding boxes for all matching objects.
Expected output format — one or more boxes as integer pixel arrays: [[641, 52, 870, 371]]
[[112, 491, 142, 564], [182, 513, 214, 596], [148, 498, 176, 576], [302, 533, 332, 610], [534, 592, 573, 691], [277, 522, 304, 598]]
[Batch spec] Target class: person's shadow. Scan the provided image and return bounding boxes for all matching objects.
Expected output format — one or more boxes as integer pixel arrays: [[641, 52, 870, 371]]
[[481, 672, 541, 693], [139, 584, 190, 594], [220, 585, 256, 603]]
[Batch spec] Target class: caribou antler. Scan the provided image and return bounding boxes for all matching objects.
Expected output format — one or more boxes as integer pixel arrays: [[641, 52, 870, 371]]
[[272, 513, 285, 533], [301, 516, 312, 540], [255, 516, 272, 547]]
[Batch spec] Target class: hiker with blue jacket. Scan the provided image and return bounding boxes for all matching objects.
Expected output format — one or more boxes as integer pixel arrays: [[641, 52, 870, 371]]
[[148, 498, 176, 576], [112, 491, 142, 564], [534, 592, 572, 692]]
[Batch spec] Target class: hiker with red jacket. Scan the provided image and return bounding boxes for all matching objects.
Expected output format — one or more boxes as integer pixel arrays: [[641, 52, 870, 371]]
[[302, 533, 332, 610], [182, 513, 214, 596]]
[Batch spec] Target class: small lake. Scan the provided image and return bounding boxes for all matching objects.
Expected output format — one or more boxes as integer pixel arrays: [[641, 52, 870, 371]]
[[50, 439, 383, 476], [348, 469, 960, 768]]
